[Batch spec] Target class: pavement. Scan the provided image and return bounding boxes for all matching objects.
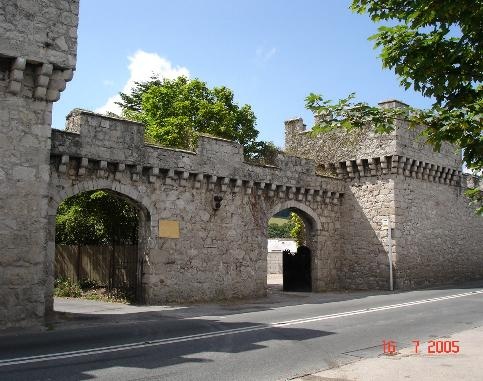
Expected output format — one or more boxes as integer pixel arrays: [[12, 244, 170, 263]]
[[292, 326, 483, 381]]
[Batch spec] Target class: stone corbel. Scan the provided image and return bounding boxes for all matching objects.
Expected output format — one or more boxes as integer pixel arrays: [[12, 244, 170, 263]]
[[46, 68, 73, 102], [448, 169, 456, 186], [380, 156, 389, 175], [165, 169, 176, 186], [115, 163, 125, 180], [268, 183, 277, 197], [403, 158, 412, 176], [391, 155, 399, 174], [306, 188, 314, 202], [8, 57, 26, 95], [368, 158, 377, 176], [331, 192, 341, 205], [438, 167, 445, 183], [314, 189, 322, 203], [131, 165, 142, 182], [98, 160, 107, 178], [442, 167, 450, 184], [434, 166, 442, 183], [256, 182, 266, 196], [179, 171, 190, 187], [356, 159, 364, 176], [149, 167, 159, 183], [245, 181, 253, 195], [422, 162, 430, 180], [428, 164, 435, 181], [397, 156, 406, 175], [416, 161, 424, 179], [59, 155, 69, 173], [336, 162, 346, 179], [346, 161, 356, 178], [220, 177, 230, 192], [194, 173, 204, 189], [277, 185, 286, 198], [233, 179, 243, 193], [287, 186, 296, 200], [410, 160, 419, 178], [297, 187, 305, 201], [78, 157, 88, 176], [33, 63, 53, 100], [208, 175, 217, 190]]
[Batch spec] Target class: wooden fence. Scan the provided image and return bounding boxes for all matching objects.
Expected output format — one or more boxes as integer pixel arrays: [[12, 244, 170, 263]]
[[55, 245, 138, 291]]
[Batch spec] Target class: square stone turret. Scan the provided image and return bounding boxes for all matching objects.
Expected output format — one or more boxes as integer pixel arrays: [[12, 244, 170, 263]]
[[285, 99, 462, 170], [0, 0, 80, 329], [284, 99, 481, 291]]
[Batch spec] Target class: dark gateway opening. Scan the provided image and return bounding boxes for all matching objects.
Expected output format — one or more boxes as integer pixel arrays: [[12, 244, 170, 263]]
[[283, 245, 312, 292]]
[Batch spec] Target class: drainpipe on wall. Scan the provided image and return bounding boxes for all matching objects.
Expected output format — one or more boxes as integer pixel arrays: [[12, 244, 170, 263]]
[[382, 217, 394, 291]]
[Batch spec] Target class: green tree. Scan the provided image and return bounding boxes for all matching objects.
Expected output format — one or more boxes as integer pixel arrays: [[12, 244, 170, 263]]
[[306, 0, 482, 213], [56, 190, 138, 245], [290, 213, 306, 246], [268, 221, 295, 238], [117, 76, 278, 164]]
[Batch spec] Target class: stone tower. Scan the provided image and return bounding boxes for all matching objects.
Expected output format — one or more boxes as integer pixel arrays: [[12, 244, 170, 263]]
[[0, 0, 79, 327], [285, 101, 482, 289]]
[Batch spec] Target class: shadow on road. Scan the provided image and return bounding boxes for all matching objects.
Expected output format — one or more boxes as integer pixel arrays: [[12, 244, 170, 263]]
[[0, 313, 334, 380]]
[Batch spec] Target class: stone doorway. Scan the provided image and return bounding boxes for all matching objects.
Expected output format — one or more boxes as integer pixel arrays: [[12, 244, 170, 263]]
[[266, 206, 316, 292]]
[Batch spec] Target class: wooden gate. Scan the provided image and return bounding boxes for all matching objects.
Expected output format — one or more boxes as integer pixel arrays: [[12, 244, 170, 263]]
[[55, 245, 140, 301]]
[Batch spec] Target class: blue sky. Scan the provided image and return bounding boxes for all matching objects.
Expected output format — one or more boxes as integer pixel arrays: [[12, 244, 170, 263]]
[[53, 0, 434, 148]]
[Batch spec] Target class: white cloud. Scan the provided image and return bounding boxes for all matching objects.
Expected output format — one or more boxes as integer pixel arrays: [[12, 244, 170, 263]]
[[102, 79, 115, 87], [255, 46, 277, 64], [96, 50, 190, 115]]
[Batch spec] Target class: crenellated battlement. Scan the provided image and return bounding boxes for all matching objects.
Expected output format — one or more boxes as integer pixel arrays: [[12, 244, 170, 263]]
[[285, 100, 462, 171], [51, 109, 345, 204]]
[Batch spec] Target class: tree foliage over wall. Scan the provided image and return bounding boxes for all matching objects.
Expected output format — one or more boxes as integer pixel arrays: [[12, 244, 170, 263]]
[[58, 77, 283, 244], [267, 212, 306, 246], [289, 213, 306, 246], [306, 0, 482, 213], [117, 76, 279, 164], [268, 221, 295, 239], [56, 191, 139, 245]]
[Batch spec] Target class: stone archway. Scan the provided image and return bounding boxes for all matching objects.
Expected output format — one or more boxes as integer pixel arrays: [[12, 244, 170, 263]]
[[46, 181, 156, 314], [266, 201, 323, 292]]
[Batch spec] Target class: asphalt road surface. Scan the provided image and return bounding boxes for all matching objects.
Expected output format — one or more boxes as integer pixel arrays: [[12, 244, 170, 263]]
[[1, 281, 483, 380]]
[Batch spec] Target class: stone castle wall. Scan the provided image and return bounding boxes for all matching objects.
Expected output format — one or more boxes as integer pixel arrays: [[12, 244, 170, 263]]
[[49, 110, 345, 305], [1, 0, 481, 330], [0, 0, 79, 328], [394, 176, 483, 288], [339, 178, 395, 289]]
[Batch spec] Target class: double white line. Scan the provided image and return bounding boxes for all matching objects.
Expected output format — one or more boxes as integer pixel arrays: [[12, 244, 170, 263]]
[[1, 289, 482, 367]]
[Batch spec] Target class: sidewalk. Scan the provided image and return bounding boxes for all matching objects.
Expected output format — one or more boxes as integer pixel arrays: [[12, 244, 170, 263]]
[[291, 326, 483, 381]]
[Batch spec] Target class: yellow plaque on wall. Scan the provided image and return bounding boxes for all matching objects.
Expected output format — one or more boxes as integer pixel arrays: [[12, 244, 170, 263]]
[[158, 220, 180, 238]]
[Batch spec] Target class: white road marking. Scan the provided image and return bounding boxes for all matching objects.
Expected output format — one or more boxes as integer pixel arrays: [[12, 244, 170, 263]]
[[1, 289, 482, 367]]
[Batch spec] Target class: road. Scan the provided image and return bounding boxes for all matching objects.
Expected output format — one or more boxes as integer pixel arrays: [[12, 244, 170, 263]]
[[1, 281, 483, 380]]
